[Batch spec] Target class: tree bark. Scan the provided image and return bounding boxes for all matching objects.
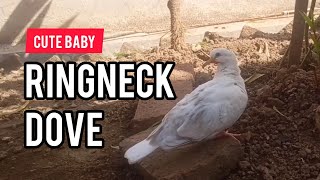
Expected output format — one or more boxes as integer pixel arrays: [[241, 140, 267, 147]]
[[168, 0, 185, 51], [288, 0, 309, 66]]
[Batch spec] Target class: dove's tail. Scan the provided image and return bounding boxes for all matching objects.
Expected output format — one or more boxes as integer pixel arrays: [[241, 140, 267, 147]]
[[124, 139, 158, 164]]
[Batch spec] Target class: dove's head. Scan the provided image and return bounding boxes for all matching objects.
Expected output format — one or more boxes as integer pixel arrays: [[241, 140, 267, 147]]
[[202, 48, 238, 68]]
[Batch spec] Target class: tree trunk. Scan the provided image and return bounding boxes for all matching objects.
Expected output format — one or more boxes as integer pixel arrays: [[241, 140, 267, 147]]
[[288, 0, 309, 66], [168, 0, 185, 51]]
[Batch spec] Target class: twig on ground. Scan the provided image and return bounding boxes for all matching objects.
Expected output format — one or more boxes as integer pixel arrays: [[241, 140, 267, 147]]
[[280, 46, 290, 68], [314, 67, 319, 89], [110, 145, 120, 150], [200, 49, 211, 59], [300, 47, 311, 67], [273, 106, 289, 120], [0, 101, 31, 118], [264, 41, 270, 60]]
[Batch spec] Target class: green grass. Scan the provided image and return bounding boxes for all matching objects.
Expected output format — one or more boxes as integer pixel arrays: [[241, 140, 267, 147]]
[[114, 52, 130, 59]]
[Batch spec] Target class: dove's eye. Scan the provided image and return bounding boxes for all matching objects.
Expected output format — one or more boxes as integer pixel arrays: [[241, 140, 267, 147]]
[[215, 52, 221, 58]]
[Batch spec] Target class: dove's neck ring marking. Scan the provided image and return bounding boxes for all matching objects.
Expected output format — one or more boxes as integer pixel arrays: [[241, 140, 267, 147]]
[[215, 61, 241, 77]]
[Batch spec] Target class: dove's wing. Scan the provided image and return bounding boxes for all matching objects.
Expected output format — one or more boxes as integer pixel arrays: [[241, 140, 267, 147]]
[[177, 84, 247, 140], [148, 79, 247, 149]]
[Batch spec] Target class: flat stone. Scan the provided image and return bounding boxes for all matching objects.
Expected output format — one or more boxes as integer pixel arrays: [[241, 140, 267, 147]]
[[131, 63, 195, 132], [120, 128, 243, 180]]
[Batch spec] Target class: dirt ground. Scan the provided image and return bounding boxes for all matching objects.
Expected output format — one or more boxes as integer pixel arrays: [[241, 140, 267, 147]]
[[0, 32, 320, 179]]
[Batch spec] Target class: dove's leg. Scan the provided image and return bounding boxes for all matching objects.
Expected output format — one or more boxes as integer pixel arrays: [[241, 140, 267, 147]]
[[214, 131, 241, 144], [225, 130, 242, 137], [223, 132, 241, 144]]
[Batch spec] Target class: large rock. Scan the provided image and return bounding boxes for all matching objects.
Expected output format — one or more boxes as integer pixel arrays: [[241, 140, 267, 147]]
[[239, 25, 264, 39], [131, 63, 195, 132], [0, 53, 22, 74], [276, 21, 292, 40], [46, 55, 63, 62], [120, 128, 243, 180], [278, 21, 293, 35], [203, 31, 222, 43], [120, 42, 143, 54], [240, 25, 291, 40], [76, 54, 109, 62]]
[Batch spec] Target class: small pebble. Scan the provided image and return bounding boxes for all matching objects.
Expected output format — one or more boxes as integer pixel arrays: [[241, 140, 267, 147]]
[[0, 151, 8, 160], [2, 137, 13, 142]]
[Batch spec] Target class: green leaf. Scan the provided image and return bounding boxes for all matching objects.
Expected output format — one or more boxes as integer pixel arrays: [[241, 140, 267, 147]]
[[314, 42, 320, 54], [301, 11, 314, 29]]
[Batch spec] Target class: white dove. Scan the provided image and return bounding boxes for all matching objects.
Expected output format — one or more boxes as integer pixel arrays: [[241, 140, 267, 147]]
[[125, 48, 248, 164]]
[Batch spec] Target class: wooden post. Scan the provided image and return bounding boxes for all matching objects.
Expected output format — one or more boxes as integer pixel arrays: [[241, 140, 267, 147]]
[[168, 0, 185, 51], [288, 0, 309, 65]]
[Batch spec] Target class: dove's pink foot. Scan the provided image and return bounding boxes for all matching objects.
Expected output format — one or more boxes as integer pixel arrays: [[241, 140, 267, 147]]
[[214, 131, 242, 144]]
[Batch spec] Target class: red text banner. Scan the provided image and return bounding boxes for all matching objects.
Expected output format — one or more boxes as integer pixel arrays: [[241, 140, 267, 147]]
[[26, 28, 104, 53]]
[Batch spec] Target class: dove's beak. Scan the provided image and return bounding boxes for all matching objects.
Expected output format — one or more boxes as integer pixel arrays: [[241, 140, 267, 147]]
[[202, 58, 217, 68]]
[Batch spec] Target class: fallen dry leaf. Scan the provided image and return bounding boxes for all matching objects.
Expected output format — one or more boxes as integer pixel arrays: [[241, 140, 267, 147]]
[[245, 73, 265, 84]]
